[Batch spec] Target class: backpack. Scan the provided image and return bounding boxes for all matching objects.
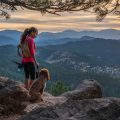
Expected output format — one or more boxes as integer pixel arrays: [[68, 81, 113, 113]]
[[18, 38, 31, 58]]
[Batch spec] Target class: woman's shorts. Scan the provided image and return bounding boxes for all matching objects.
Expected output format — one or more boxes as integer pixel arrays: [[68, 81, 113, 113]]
[[22, 62, 35, 80]]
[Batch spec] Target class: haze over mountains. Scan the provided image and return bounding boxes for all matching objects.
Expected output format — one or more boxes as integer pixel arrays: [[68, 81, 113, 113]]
[[0, 29, 120, 46], [0, 30, 22, 46], [39, 29, 120, 40]]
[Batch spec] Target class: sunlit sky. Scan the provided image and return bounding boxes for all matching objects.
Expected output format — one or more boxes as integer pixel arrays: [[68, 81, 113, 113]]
[[0, 8, 120, 33]]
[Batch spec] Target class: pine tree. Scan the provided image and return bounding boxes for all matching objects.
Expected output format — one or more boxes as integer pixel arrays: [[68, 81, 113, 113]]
[[0, 0, 119, 21], [50, 80, 71, 96]]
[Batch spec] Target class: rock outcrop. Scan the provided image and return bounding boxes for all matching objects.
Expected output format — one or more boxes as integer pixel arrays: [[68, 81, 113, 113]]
[[0, 76, 120, 120], [0, 77, 30, 115], [18, 79, 104, 120], [18, 98, 120, 120], [62, 79, 102, 100]]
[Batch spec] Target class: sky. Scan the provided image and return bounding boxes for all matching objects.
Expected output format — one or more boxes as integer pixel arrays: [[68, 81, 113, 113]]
[[0, 8, 120, 33]]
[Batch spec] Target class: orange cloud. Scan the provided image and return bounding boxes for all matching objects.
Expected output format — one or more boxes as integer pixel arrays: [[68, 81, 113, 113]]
[[0, 9, 119, 32]]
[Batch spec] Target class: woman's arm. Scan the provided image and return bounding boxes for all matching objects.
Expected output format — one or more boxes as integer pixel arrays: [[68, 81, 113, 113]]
[[32, 55, 39, 68]]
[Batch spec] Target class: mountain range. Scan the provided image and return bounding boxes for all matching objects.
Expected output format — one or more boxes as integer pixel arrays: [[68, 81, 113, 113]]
[[0, 30, 22, 46], [39, 29, 120, 41], [0, 37, 120, 97], [0, 29, 120, 46]]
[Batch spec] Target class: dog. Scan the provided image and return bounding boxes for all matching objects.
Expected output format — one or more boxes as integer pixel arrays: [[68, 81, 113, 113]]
[[29, 68, 50, 102]]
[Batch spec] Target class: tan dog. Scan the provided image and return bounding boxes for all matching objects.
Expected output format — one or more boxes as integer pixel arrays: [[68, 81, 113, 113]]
[[29, 68, 50, 102]]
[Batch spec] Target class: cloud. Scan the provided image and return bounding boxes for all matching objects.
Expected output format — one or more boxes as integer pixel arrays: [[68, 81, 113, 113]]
[[0, 9, 119, 32]]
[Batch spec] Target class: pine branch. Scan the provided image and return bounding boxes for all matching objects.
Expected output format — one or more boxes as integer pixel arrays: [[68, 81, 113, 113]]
[[0, 0, 119, 21]]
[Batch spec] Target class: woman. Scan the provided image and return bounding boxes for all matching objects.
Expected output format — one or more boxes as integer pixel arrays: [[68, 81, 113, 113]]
[[19, 27, 39, 90]]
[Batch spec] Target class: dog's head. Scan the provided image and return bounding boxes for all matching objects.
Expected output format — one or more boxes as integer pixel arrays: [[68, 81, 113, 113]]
[[38, 68, 50, 81]]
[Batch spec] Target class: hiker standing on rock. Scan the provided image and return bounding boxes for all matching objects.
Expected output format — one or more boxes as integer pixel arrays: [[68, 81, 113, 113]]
[[18, 27, 39, 90]]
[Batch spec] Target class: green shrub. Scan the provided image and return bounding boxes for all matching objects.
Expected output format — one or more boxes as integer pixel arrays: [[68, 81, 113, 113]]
[[50, 81, 71, 96]]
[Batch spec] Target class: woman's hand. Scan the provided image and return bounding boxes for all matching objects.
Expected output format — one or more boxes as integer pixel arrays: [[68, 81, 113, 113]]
[[36, 62, 39, 68]]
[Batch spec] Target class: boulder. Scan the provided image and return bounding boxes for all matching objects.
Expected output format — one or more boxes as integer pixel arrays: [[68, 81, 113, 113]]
[[62, 79, 102, 100], [0, 77, 30, 115]]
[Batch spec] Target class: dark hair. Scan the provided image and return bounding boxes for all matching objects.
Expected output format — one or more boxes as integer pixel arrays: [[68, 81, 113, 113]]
[[28, 27, 38, 35], [20, 27, 38, 44], [20, 28, 29, 44]]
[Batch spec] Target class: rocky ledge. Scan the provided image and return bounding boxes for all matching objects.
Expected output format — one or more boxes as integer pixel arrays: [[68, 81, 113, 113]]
[[0, 76, 120, 120]]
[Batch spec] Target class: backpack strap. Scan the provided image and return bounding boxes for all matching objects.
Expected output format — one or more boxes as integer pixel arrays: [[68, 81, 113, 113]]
[[17, 36, 31, 58]]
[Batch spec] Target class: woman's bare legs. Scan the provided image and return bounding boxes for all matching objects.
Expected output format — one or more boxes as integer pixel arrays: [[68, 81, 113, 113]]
[[25, 79, 29, 90], [29, 80, 34, 90]]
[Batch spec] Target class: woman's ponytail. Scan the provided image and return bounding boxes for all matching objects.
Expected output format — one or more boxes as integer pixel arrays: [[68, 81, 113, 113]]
[[20, 28, 29, 44]]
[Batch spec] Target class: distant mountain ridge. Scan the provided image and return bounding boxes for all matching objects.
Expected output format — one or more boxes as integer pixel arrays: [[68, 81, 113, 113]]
[[36, 36, 95, 46], [39, 29, 120, 40], [0, 30, 22, 46], [0, 30, 22, 40], [0, 29, 120, 46], [0, 36, 16, 46]]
